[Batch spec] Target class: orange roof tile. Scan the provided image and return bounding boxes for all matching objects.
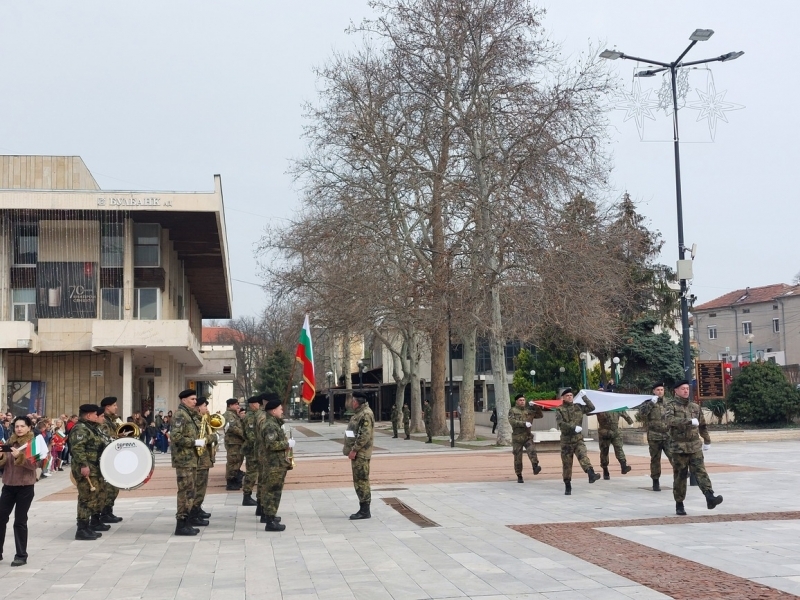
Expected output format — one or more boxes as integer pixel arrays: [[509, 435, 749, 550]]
[[201, 326, 242, 344], [693, 284, 799, 312]]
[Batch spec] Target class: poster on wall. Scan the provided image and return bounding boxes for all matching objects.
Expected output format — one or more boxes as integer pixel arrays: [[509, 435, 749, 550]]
[[7, 381, 47, 416], [36, 262, 97, 318]]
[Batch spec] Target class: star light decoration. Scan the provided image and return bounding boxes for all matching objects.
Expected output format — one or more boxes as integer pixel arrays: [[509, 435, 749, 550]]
[[686, 74, 744, 141], [613, 77, 659, 140]]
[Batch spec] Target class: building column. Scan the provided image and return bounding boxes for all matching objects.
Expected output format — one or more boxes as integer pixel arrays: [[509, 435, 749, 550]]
[[123, 218, 134, 320], [122, 349, 133, 420]]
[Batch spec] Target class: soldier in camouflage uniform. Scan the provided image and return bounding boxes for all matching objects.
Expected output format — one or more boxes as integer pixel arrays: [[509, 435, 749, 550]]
[[555, 388, 601, 495], [637, 381, 673, 491], [596, 409, 634, 480], [171, 389, 203, 536], [390, 403, 400, 438], [344, 392, 374, 519], [253, 398, 269, 518], [665, 380, 723, 515], [223, 398, 245, 490], [259, 395, 292, 531], [190, 398, 216, 526], [69, 404, 108, 540], [402, 404, 410, 440], [241, 395, 263, 507], [423, 400, 433, 443], [508, 394, 543, 483], [97, 397, 124, 524]]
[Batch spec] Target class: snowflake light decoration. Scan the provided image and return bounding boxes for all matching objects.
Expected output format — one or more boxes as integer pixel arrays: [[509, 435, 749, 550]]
[[613, 77, 660, 140], [685, 74, 744, 140], [657, 69, 690, 115]]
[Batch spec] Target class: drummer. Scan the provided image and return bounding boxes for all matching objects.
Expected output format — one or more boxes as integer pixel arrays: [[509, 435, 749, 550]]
[[97, 397, 124, 525], [69, 404, 108, 541]]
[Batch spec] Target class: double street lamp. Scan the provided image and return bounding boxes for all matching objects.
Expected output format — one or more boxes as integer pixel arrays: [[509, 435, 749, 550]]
[[612, 356, 621, 385], [601, 30, 744, 382], [579, 352, 588, 390], [559, 366, 565, 388], [529, 369, 536, 388], [746, 333, 755, 363]]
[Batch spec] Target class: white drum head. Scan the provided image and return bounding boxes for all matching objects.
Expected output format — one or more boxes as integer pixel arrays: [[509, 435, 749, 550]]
[[100, 438, 154, 490]]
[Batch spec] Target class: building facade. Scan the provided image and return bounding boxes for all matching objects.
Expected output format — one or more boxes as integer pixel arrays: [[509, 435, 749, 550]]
[[0, 155, 235, 418]]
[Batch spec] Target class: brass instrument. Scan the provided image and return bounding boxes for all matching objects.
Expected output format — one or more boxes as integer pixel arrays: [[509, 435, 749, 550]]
[[285, 426, 295, 470], [197, 414, 208, 456], [207, 413, 226, 431], [116, 422, 140, 438]]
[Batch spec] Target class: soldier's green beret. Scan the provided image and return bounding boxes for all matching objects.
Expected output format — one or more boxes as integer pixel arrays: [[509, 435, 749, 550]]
[[514, 394, 525, 401], [226, 398, 240, 406], [179, 389, 196, 399], [652, 381, 665, 389], [673, 379, 690, 389], [100, 396, 117, 407], [79, 404, 101, 415], [559, 387, 573, 397], [196, 397, 208, 407], [263, 397, 281, 411]]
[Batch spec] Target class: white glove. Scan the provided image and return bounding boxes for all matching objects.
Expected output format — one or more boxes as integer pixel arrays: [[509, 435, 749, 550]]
[[702, 443, 710, 451], [574, 426, 582, 433], [525, 422, 532, 428], [528, 401, 536, 407], [691, 418, 699, 426], [651, 396, 658, 403], [288, 439, 296, 449], [194, 439, 206, 447]]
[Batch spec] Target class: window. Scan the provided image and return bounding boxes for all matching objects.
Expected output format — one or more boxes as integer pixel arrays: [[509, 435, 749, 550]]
[[12, 289, 36, 322], [742, 309, 750, 314], [101, 223, 124, 267], [708, 326, 717, 340], [134, 288, 159, 320], [476, 339, 491, 373], [101, 288, 122, 320], [133, 223, 160, 267], [773, 305, 779, 310], [709, 313, 717, 318], [773, 318, 780, 333], [449, 344, 463, 359], [13, 224, 38, 266], [742, 321, 752, 335]]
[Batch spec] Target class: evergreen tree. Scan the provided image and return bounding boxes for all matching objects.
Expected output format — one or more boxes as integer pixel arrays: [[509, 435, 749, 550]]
[[618, 316, 684, 391], [256, 347, 293, 397], [727, 361, 800, 425]]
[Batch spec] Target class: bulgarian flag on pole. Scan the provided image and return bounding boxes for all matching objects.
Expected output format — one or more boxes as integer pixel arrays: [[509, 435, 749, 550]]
[[295, 314, 316, 403]]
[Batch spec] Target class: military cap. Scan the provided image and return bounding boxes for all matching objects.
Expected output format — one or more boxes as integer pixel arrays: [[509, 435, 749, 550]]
[[352, 391, 368, 399], [673, 379, 690, 389], [100, 396, 118, 407], [559, 387, 573, 397], [178, 389, 197, 399], [196, 397, 208, 407], [652, 381, 665, 390], [79, 403, 101, 415], [263, 396, 281, 411], [246, 394, 263, 405], [226, 398, 240, 406], [514, 394, 526, 401]]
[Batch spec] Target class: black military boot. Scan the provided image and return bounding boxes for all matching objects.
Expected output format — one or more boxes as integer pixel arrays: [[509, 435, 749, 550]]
[[101, 506, 123, 523], [564, 481, 572, 495], [242, 493, 257, 506], [90, 514, 111, 532], [405, 435, 410, 440], [602, 466, 610, 480], [261, 514, 281, 523], [75, 520, 99, 540], [196, 506, 211, 518], [236, 470, 245, 485], [517, 474, 524, 483], [426, 437, 432, 443], [676, 502, 687, 516], [174, 518, 199, 536], [188, 509, 209, 526], [587, 468, 601, 483], [652, 478, 661, 492], [392, 434, 398, 439], [620, 461, 632, 475], [349, 502, 371, 520], [265, 517, 286, 532], [533, 464, 542, 475], [226, 478, 241, 491], [255, 504, 263, 516], [704, 489, 723, 509]]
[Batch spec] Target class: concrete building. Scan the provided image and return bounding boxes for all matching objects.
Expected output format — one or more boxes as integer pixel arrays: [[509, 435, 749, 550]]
[[0, 155, 235, 418], [691, 283, 800, 366]]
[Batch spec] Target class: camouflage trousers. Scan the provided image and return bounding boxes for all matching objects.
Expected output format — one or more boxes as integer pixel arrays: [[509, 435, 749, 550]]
[[403, 421, 410, 437], [194, 468, 209, 509], [672, 451, 712, 502], [647, 437, 673, 479], [599, 433, 626, 468], [561, 440, 593, 482], [257, 459, 268, 506], [351, 456, 371, 504], [102, 481, 119, 511], [175, 467, 197, 519], [225, 443, 244, 480], [76, 475, 105, 520], [392, 420, 399, 437], [242, 454, 259, 495], [260, 466, 288, 516], [512, 434, 539, 475], [424, 421, 433, 440]]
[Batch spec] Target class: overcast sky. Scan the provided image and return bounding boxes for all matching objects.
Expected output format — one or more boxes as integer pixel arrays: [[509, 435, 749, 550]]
[[0, 1, 792, 319]]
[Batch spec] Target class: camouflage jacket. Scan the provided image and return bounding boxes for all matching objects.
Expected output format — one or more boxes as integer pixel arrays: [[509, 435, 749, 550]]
[[99, 412, 120, 439], [390, 404, 400, 426], [508, 403, 544, 438], [242, 406, 260, 456], [344, 403, 374, 459], [69, 419, 108, 477], [402, 405, 410, 425], [555, 397, 595, 444], [170, 403, 200, 469], [638, 397, 670, 441], [195, 412, 217, 469], [252, 410, 267, 462], [260, 414, 290, 469], [223, 408, 245, 447], [596, 411, 634, 439], [665, 397, 710, 454], [423, 404, 432, 425]]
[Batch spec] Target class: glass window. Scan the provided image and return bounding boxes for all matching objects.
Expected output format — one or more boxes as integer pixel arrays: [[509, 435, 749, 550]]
[[133, 223, 160, 267], [773, 318, 780, 333], [708, 326, 717, 340], [134, 288, 159, 320], [13, 224, 38, 266], [101, 223, 124, 267], [101, 288, 122, 320], [742, 322, 752, 335], [476, 339, 491, 373], [12, 289, 36, 322], [449, 344, 463, 359]]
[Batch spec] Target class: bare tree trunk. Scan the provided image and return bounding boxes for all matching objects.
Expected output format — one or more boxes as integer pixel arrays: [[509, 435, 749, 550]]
[[430, 324, 448, 435], [408, 332, 424, 432], [457, 326, 477, 441], [489, 285, 512, 446], [343, 331, 353, 395]]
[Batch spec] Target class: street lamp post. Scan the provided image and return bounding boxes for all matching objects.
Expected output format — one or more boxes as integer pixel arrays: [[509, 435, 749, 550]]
[[559, 366, 565, 388], [612, 356, 621, 385], [357, 360, 366, 389], [601, 31, 744, 383], [326, 371, 334, 425], [746, 333, 754, 363], [529, 369, 536, 389], [579, 352, 588, 390]]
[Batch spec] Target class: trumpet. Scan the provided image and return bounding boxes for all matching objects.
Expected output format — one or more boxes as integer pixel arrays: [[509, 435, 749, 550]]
[[285, 426, 295, 470], [116, 422, 140, 438]]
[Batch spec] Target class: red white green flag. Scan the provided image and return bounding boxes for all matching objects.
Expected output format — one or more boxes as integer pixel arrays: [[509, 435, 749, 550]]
[[295, 314, 316, 403]]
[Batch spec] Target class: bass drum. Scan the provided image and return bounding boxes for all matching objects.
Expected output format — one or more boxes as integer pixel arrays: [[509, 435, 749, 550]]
[[99, 438, 154, 490]]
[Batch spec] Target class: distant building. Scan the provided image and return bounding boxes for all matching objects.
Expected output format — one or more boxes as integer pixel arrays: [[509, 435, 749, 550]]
[[691, 283, 800, 366], [0, 155, 235, 418]]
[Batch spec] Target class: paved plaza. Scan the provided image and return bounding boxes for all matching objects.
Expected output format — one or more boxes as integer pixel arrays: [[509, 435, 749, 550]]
[[1, 422, 799, 599]]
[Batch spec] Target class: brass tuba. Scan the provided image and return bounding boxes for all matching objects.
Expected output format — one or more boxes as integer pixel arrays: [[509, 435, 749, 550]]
[[116, 422, 140, 439], [208, 413, 226, 431]]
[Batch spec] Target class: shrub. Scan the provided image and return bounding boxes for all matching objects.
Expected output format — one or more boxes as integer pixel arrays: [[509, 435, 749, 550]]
[[727, 361, 800, 425]]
